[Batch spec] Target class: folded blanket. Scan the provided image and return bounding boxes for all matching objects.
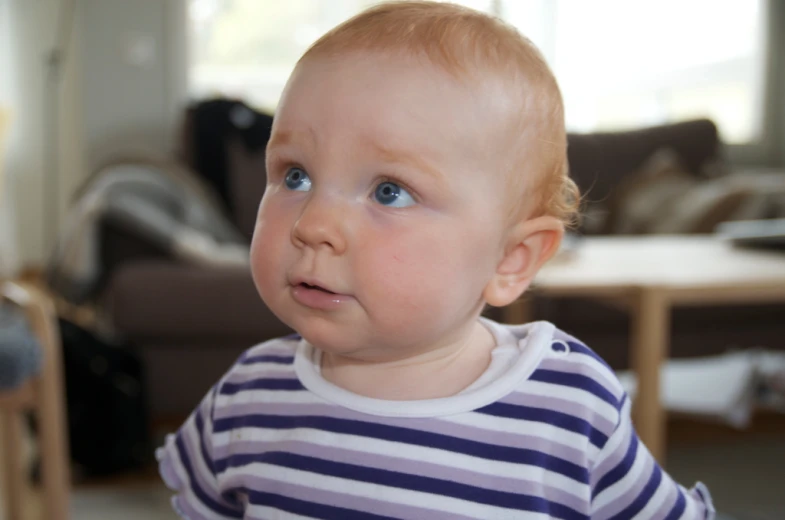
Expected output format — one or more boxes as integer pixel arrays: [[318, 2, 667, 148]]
[[47, 158, 250, 304]]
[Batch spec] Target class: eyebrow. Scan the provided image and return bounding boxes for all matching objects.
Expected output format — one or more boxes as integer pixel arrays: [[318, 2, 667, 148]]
[[267, 128, 445, 183], [370, 141, 445, 183], [266, 127, 317, 152]]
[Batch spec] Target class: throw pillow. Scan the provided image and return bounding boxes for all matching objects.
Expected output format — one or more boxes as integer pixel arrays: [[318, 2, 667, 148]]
[[605, 148, 697, 234]]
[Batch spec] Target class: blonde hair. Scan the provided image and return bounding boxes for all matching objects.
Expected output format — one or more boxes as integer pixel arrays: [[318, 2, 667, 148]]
[[300, 1, 580, 227]]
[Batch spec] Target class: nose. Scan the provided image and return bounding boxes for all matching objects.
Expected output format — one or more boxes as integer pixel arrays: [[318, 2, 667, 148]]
[[291, 194, 348, 254]]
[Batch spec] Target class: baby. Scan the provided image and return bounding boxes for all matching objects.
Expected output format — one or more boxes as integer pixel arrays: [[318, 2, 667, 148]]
[[158, 2, 715, 518]]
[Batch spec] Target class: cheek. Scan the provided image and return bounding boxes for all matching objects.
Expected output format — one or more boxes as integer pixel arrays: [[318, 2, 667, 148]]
[[360, 224, 491, 310], [250, 200, 291, 292]]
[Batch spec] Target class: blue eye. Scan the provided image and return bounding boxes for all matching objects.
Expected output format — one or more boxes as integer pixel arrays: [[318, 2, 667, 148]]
[[284, 167, 311, 191], [373, 181, 415, 208]]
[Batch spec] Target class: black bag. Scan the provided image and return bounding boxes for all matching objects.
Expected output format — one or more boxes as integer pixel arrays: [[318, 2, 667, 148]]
[[58, 319, 151, 476]]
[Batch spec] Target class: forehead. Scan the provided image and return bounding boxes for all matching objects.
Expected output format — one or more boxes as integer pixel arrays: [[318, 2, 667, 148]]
[[273, 52, 512, 154]]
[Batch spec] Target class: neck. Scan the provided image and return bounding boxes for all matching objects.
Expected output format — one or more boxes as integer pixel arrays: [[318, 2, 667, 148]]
[[320, 319, 495, 400]]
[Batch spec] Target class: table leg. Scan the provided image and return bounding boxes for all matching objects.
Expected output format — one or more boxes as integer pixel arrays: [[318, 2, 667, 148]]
[[630, 287, 669, 464]]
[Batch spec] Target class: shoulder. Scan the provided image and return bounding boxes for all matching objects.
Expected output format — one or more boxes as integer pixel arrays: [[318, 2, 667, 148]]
[[540, 330, 630, 445], [490, 320, 627, 412], [538, 328, 628, 411], [499, 323, 630, 452]]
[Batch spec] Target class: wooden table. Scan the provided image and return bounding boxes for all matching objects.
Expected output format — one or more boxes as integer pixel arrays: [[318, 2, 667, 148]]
[[503, 236, 785, 462]]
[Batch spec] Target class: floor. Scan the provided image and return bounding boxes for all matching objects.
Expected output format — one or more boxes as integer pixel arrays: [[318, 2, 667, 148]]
[[667, 435, 785, 519], [2, 420, 784, 519]]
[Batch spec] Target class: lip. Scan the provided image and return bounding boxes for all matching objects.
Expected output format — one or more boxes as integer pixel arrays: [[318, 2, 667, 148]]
[[289, 277, 353, 310]]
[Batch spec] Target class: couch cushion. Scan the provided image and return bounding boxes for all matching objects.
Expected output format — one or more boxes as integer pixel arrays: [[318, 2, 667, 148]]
[[606, 148, 698, 234], [603, 148, 755, 235], [105, 261, 291, 343]]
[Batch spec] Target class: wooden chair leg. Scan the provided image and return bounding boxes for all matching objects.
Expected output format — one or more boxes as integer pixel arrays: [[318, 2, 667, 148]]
[[29, 293, 70, 520], [1, 411, 25, 520], [2, 282, 70, 519], [35, 389, 70, 520]]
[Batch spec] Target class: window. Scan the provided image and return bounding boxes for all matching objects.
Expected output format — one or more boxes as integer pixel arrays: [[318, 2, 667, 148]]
[[188, 0, 768, 144], [188, 0, 492, 111], [502, 0, 767, 143]]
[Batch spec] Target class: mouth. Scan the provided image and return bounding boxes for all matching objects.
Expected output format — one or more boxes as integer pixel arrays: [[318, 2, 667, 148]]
[[298, 282, 336, 295], [289, 277, 352, 309]]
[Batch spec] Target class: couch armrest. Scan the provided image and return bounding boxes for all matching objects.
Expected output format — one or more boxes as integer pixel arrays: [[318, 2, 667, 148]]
[[104, 261, 291, 342]]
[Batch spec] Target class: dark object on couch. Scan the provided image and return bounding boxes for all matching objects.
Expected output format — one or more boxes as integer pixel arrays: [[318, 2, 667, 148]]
[[180, 98, 274, 214], [101, 116, 785, 419]]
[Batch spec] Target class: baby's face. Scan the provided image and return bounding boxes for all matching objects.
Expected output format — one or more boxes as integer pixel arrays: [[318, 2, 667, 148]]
[[251, 51, 515, 359]]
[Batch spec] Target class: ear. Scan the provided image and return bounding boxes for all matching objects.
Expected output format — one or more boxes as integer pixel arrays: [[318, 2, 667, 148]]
[[483, 216, 564, 307]]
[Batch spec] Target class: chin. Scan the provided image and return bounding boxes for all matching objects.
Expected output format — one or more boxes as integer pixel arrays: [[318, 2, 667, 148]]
[[287, 314, 365, 354]]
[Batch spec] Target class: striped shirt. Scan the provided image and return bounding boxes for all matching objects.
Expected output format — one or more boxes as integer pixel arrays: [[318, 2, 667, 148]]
[[158, 319, 714, 519]]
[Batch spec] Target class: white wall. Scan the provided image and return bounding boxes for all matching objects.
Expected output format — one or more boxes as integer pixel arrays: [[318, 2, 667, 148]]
[[80, 0, 186, 168], [1, 0, 85, 269], [1, 0, 186, 269]]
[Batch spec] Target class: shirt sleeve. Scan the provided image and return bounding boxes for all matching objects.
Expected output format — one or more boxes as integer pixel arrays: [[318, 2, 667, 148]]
[[590, 394, 715, 519], [157, 384, 244, 520]]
